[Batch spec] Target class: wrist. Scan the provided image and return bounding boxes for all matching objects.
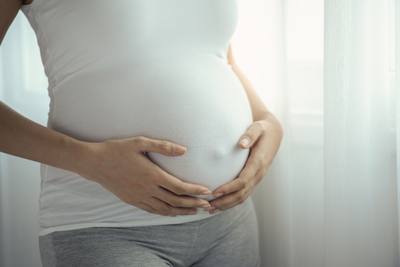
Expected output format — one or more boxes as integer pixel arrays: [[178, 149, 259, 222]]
[[257, 112, 284, 140], [62, 138, 98, 179]]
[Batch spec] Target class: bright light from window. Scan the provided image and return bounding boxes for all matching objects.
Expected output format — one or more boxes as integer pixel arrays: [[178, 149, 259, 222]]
[[286, 0, 324, 62]]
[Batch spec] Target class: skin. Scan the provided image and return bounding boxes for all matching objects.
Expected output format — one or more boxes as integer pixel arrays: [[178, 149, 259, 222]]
[[0, 0, 283, 217], [205, 45, 284, 214]]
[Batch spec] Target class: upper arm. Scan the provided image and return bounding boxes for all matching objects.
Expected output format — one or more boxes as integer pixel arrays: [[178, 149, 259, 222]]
[[0, 0, 29, 46], [227, 43, 237, 66]]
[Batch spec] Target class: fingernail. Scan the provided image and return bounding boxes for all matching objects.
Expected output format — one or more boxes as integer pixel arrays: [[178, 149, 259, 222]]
[[240, 138, 249, 148], [210, 209, 220, 215], [187, 210, 198, 215], [213, 192, 223, 198], [167, 214, 176, 217], [173, 145, 186, 154], [201, 190, 211, 195], [200, 204, 210, 209], [203, 206, 216, 212]]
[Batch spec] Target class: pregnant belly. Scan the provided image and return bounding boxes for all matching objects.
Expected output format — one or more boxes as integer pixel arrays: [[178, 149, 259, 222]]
[[51, 54, 254, 200]]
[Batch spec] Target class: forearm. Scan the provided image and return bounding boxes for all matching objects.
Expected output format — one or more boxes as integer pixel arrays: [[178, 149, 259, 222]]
[[0, 101, 213, 215], [0, 100, 87, 173]]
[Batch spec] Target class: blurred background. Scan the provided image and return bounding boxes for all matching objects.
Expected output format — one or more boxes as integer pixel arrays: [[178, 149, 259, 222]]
[[0, 0, 398, 266]]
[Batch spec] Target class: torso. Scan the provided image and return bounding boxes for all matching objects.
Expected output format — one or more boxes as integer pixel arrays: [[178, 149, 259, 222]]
[[20, 0, 253, 235]]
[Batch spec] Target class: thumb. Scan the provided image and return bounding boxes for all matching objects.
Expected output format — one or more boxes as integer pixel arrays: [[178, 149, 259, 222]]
[[239, 126, 260, 149], [239, 136, 251, 149]]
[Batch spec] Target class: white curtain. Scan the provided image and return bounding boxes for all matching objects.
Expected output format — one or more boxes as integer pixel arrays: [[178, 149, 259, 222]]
[[234, 0, 398, 266], [0, 1, 398, 267], [324, 0, 397, 266]]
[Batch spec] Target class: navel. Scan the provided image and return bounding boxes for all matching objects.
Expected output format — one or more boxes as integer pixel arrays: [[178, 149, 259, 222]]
[[213, 148, 226, 159]]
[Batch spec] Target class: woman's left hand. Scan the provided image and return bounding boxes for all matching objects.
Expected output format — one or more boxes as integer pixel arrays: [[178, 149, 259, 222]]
[[204, 116, 283, 214]]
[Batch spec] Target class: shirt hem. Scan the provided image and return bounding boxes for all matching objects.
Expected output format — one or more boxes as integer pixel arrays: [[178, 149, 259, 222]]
[[38, 210, 216, 236]]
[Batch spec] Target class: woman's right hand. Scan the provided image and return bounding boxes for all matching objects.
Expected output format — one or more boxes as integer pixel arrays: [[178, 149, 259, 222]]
[[76, 136, 211, 217], [0, 100, 211, 217]]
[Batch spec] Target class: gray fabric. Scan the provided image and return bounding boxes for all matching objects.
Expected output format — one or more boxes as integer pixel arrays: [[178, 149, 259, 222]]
[[39, 197, 260, 267]]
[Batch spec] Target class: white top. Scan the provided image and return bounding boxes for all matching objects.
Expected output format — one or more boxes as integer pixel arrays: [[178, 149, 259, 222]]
[[21, 0, 253, 236]]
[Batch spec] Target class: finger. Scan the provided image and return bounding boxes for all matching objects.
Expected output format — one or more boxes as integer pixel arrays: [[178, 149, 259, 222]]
[[136, 201, 189, 217], [133, 151, 212, 196], [207, 190, 251, 214], [147, 197, 199, 216], [238, 120, 266, 149], [135, 136, 187, 156], [211, 164, 255, 198], [211, 145, 262, 198], [158, 172, 211, 196], [135, 202, 161, 215], [207, 168, 264, 213], [156, 187, 211, 209]]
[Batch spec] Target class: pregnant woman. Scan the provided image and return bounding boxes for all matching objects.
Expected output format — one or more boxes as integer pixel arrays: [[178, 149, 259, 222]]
[[0, 0, 283, 266]]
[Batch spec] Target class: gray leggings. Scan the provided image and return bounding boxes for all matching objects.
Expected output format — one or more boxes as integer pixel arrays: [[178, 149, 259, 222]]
[[39, 197, 260, 267]]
